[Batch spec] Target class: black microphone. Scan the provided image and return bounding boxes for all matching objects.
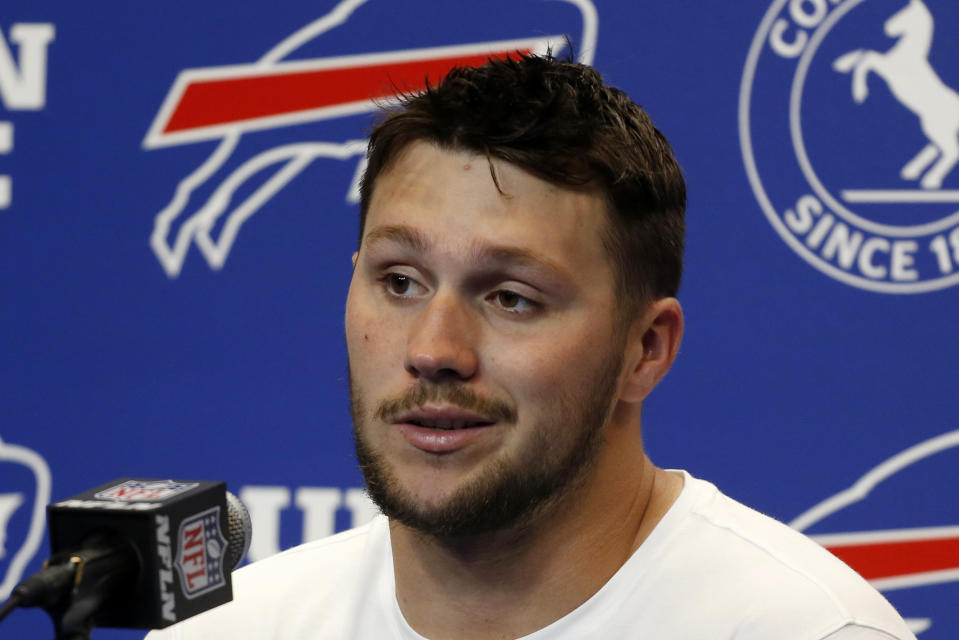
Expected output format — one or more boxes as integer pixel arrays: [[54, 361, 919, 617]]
[[1, 478, 252, 638]]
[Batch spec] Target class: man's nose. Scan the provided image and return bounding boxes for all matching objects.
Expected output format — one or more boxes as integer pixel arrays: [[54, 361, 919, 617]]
[[405, 292, 479, 381]]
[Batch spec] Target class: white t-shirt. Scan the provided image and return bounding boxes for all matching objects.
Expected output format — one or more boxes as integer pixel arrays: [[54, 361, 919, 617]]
[[146, 472, 916, 639]]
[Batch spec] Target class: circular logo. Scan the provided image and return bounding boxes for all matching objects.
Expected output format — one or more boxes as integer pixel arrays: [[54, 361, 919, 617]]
[[741, 0, 959, 293]]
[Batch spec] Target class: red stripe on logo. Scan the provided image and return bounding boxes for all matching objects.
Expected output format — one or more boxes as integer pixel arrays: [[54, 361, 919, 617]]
[[825, 536, 959, 580], [164, 50, 529, 134]]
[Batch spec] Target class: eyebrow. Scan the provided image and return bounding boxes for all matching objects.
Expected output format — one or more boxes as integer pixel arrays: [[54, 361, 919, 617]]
[[363, 224, 571, 282], [363, 225, 429, 254]]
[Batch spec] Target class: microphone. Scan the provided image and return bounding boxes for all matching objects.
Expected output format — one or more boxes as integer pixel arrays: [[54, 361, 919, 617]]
[[1, 478, 252, 638]]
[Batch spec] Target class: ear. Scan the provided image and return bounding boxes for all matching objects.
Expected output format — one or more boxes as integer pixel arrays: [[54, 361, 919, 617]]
[[619, 297, 684, 404], [351, 251, 358, 268]]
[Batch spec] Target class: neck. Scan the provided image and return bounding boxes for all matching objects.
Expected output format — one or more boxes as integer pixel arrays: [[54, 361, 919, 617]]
[[389, 414, 683, 640]]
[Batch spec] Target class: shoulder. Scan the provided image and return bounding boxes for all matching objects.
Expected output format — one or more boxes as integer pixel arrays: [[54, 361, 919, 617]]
[[146, 516, 393, 640], [233, 515, 386, 589], [660, 473, 915, 639]]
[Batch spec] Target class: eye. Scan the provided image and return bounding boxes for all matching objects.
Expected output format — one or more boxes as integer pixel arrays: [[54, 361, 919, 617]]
[[381, 272, 426, 298], [490, 289, 539, 315], [496, 290, 522, 308], [386, 274, 412, 295]]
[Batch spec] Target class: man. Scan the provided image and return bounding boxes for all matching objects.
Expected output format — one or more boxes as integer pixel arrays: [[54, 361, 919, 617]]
[[149, 54, 915, 639]]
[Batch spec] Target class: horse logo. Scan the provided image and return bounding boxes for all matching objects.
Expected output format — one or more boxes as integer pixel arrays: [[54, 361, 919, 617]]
[[833, 0, 959, 190], [741, 0, 959, 293]]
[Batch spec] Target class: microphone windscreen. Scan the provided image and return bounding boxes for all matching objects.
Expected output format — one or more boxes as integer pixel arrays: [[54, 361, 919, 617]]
[[224, 490, 252, 571]]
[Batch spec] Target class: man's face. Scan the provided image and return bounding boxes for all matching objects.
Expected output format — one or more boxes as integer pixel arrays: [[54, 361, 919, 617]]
[[345, 141, 629, 537]]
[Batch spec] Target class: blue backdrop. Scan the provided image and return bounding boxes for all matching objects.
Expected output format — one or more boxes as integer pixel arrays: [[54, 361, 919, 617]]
[[2, 1, 957, 637]]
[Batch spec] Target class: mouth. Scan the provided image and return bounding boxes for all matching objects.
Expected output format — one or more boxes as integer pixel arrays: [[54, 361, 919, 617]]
[[405, 418, 494, 430], [392, 406, 499, 453], [396, 407, 496, 431]]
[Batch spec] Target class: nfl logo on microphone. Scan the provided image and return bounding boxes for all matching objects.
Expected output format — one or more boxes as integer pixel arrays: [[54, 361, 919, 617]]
[[176, 506, 228, 599], [95, 480, 199, 502]]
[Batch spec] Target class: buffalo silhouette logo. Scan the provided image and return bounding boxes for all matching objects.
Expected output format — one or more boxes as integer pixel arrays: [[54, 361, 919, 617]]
[[0, 436, 51, 600], [794, 429, 959, 637], [143, 0, 598, 278]]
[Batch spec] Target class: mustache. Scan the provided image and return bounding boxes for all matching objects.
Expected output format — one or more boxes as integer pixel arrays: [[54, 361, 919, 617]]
[[374, 383, 518, 424]]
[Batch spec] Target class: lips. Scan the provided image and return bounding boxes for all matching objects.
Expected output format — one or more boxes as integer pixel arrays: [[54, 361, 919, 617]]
[[393, 406, 497, 452], [405, 418, 493, 430], [396, 407, 495, 430]]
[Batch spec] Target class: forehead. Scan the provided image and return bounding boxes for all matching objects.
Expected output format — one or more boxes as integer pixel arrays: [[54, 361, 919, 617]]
[[363, 142, 613, 276]]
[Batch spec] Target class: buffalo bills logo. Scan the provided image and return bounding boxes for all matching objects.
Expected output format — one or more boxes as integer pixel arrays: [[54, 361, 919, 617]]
[[793, 429, 959, 636], [0, 436, 50, 600], [143, 0, 598, 278]]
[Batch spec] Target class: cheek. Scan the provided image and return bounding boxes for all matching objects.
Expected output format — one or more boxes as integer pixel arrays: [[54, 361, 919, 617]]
[[492, 337, 597, 399], [495, 317, 622, 397], [346, 294, 403, 378], [345, 294, 374, 360]]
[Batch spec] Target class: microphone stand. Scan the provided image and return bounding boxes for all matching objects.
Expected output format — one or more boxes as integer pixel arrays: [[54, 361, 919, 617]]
[[9, 536, 136, 640], [48, 541, 136, 640]]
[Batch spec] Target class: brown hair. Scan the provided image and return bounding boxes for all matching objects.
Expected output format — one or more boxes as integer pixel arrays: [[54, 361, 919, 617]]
[[359, 52, 686, 312]]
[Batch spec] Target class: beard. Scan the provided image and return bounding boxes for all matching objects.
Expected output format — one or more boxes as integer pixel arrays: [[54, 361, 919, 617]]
[[349, 348, 623, 539]]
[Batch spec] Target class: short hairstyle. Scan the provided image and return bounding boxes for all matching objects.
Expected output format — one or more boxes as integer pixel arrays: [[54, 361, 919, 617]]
[[359, 52, 686, 312]]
